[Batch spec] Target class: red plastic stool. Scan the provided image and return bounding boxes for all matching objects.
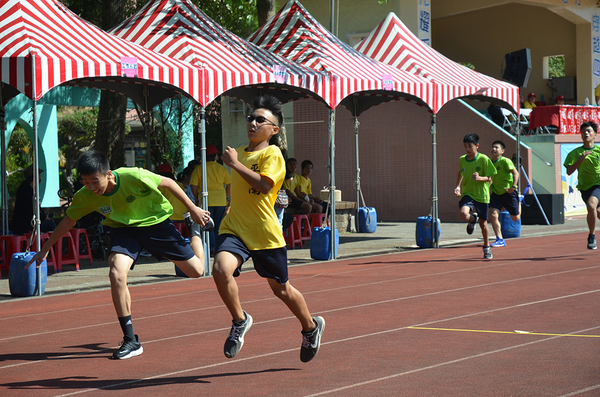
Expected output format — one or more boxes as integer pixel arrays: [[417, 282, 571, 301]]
[[308, 213, 326, 229], [0, 235, 29, 278], [38, 233, 57, 273], [70, 228, 93, 266], [56, 232, 80, 272], [284, 216, 302, 249], [294, 214, 312, 245]]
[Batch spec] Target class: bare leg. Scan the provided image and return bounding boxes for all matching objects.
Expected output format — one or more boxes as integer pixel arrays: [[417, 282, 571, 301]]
[[108, 252, 135, 317], [212, 251, 245, 322], [172, 235, 205, 278], [267, 278, 315, 332], [586, 196, 599, 235], [480, 219, 490, 247], [489, 208, 502, 239]]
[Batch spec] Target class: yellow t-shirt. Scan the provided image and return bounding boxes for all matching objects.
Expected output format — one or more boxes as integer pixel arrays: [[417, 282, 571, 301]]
[[190, 161, 232, 207], [219, 145, 286, 250], [159, 181, 187, 221], [295, 174, 312, 196], [282, 175, 297, 194], [523, 101, 536, 109]]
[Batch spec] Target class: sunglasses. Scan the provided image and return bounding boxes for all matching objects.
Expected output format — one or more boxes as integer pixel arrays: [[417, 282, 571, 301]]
[[246, 114, 277, 127]]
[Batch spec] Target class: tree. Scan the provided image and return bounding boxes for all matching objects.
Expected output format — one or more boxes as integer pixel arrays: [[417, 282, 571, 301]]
[[257, 0, 276, 27], [57, 107, 99, 198]]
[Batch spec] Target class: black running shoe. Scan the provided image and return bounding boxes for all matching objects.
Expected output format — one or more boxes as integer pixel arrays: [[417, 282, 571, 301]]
[[588, 234, 597, 250], [224, 311, 253, 359], [112, 334, 143, 360], [300, 316, 325, 363], [466, 213, 478, 235], [184, 212, 215, 237]]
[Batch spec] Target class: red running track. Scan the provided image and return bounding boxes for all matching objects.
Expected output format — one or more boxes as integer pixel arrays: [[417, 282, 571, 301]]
[[1, 232, 600, 396]]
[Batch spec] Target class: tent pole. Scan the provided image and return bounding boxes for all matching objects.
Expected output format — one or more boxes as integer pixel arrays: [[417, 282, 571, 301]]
[[198, 105, 210, 276], [143, 86, 152, 169], [31, 51, 42, 295], [430, 114, 439, 248], [354, 96, 360, 232], [0, 83, 8, 236], [329, 108, 337, 259]]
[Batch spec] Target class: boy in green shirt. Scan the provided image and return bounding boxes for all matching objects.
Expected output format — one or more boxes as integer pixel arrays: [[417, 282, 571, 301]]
[[454, 133, 497, 259], [27, 151, 213, 360], [564, 121, 600, 249], [488, 140, 521, 247]]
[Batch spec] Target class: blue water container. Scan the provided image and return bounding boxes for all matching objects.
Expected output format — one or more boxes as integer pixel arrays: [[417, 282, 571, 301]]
[[310, 227, 339, 260], [9, 252, 47, 297], [416, 216, 441, 248], [500, 211, 521, 238], [358, 207, 377, 233]]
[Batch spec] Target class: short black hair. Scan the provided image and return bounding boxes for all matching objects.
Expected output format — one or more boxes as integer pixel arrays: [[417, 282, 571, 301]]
[[301, 160, 313, 170], [581, 121, 598, 133], [77, 151, 110, 176], [463, 133, 480, 145], [492, 140, 506, 150], [253, 95, 283, 127]]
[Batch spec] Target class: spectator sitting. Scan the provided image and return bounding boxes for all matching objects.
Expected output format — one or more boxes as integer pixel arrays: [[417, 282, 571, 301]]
[[295, 159, 324, 214], [555, 95, 565, 105], [283, 158, 312, 215], [523, 92, 537, 109]]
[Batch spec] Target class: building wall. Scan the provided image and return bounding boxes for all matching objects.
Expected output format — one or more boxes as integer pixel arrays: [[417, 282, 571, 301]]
[[292, 98, 531, 222], [433, 3, 577, 105]]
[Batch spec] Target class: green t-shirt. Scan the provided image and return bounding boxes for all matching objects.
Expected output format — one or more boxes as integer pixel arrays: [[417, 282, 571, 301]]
[[491, 156, 516, 195], [459, 153, 497, 203], [563, 144, 600, 191], [66, 167, 173, 228]]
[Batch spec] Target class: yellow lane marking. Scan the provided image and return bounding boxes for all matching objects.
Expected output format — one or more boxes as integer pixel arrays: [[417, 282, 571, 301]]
[[407, 327, 600, 338]]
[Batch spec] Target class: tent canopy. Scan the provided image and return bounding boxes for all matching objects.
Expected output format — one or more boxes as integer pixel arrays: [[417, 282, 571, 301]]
[[248, 0, 434, 113], [0, 0, 203, 109], [110, 0, 329, 107], [355, 12, 520, 114]]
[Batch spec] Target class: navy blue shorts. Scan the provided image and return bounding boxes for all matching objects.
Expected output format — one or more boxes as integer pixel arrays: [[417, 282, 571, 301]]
[[108, 219, 195, 263], [215, 233, 288, 284], [459, 195, 489, 221], [581, 185, 600, 205], [490, 190, 520, 216]]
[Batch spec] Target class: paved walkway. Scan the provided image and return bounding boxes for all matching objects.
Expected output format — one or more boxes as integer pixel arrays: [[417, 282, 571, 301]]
[[0, 216, 590, 300]]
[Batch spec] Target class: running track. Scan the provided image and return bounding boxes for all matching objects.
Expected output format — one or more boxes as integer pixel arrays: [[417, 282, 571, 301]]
[[1, 232, 599, 396]]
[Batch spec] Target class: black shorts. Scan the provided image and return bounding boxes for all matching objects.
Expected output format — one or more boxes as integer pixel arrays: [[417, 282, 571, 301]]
[[490, 190, 520, 216], [108, 219, 194, 263], [215, 233, 288, 284], [581, 185, 600, 205], [459, 195, 489, 221], [288, 198, 305, 210]]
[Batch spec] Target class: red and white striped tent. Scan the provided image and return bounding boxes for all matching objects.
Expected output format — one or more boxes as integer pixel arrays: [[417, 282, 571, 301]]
[[248, 0, 434, 112], [0, 0, 204, 107], [355, 12, 520, 114], [110, 0, 330, 108]]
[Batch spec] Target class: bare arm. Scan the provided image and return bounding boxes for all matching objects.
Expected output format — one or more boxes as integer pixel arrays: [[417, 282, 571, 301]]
[[454, 171, 463, 197], [26, 215, 77, 268], [221, 146, 273, 194], [566, 151, 592, 175], [159, 177, 210, 225]]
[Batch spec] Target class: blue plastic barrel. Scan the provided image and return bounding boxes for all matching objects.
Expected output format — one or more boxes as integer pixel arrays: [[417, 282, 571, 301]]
[[416, 216, 441, 248], [9, 252, 47, 297], [500, 211, 521, 238], [310, 227, 339, 260]]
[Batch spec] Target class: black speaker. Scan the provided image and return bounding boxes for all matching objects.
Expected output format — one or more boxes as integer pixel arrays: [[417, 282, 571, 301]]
[[521, 194, 564, 225], [503, 48, 532, 88]]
